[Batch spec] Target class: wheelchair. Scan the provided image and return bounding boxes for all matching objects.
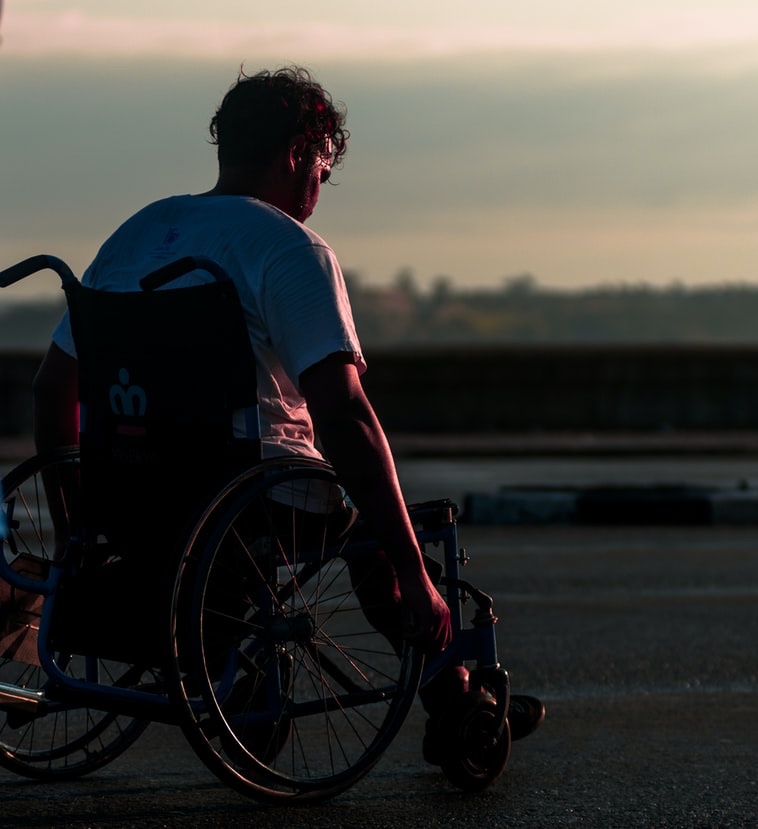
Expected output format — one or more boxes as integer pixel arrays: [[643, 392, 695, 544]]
[[0, 254, 517, 804]]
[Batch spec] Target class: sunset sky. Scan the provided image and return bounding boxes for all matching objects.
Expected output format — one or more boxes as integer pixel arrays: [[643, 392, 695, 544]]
[[3, 1, 758, 301]]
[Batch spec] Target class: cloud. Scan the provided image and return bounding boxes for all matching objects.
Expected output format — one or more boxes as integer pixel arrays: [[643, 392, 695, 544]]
[[5, 7, 758, 62]]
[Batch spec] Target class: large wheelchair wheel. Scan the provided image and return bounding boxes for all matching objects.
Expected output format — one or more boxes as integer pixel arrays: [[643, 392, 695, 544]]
[[170, 459, 424, 804], [0, 447, 151, 780]]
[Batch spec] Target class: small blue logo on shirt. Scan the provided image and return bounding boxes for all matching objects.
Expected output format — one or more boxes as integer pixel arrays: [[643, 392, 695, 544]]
[[151, 227, 181, 259], [162, 227, 180, 246]]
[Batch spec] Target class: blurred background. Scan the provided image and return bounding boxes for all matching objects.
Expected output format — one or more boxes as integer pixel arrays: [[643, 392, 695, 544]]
[[4, 2, 758, 453]]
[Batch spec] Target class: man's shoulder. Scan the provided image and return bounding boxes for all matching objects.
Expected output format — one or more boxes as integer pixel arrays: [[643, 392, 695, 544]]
[[105, 195, 334, 266], [232, 200, 333, 254], [111, 195, 191, 228]]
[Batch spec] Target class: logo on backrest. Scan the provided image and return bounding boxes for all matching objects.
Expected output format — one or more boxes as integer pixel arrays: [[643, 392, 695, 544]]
[[109, 368, 147, 417]]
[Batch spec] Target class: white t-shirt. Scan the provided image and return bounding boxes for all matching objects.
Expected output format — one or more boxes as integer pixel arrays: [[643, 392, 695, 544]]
[[52, 194, 366, 462]]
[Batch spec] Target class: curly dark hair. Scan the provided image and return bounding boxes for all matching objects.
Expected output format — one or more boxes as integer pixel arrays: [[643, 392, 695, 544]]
[[209, 65, 349, 171]]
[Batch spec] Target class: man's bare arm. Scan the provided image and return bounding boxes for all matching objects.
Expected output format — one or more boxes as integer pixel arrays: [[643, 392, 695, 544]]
[[33, 343, 79, 453], [300, 352, 451, 656]]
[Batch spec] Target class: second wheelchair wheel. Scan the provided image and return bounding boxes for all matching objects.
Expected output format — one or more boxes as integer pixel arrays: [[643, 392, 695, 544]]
[[0, 655, 156, 780], [0, 447, 151, 780], [170, 459, 424, 804]]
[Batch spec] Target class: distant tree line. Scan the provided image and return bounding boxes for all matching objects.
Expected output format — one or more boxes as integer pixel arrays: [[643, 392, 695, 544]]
[[345, 271, 758, 346], [4, 271, 758, 352]]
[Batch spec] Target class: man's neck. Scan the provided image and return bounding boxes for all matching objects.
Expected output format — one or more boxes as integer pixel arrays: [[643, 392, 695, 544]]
[[198, 166, 298, 218]]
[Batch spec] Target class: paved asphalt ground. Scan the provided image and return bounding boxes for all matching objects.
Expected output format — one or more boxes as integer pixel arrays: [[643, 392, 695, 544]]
[[2, 522, 756, 828], [1, 446, 757, 827]]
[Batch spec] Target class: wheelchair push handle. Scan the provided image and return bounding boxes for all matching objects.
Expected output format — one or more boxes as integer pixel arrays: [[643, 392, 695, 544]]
[[0, 254, 77, 289], [140, 256, 233, 291]]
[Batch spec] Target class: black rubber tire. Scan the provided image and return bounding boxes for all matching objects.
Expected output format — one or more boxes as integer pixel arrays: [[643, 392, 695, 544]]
[[170, 458, 424, 804], [439, 690, 511, 792], [1, 447, 150, 780]]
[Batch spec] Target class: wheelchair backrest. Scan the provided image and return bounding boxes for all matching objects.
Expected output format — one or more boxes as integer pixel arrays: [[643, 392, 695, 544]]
[[65, 257, 261, 556]]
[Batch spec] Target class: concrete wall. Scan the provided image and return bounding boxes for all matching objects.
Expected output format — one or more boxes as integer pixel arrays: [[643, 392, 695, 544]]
[[4, 345, 758, 437], [360, 344, 758, 433]]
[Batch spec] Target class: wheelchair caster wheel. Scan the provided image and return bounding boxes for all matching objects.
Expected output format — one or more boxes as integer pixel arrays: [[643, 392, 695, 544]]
[[439, 690, 511, 792]]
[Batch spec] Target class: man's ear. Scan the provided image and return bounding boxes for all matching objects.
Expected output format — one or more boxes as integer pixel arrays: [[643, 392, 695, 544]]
[[288, 135, 308, 173]]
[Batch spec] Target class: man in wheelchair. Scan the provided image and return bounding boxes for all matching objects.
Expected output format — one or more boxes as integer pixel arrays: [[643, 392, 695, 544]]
[[31, 68, 545, 767], [33, 65, 461, 704]]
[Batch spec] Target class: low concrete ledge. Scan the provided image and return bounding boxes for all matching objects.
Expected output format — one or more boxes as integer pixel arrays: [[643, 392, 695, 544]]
[[462, 486, 758, 525], [462, 490, 580, 525], [707, 490, 758, 525]]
